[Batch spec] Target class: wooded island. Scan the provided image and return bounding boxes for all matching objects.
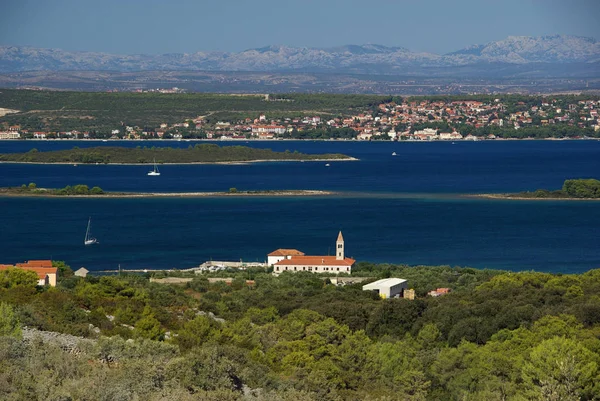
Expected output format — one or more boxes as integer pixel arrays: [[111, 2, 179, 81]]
[[478, 178, 600, 200], [0, 144, 354, 164], [0, 183, 333, 198]]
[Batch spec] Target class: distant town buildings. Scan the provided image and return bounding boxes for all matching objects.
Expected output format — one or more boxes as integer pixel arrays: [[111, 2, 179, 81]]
[[4, 97, 598, 141], [0, 131, 20, 139], [270, 231, 355, 275]]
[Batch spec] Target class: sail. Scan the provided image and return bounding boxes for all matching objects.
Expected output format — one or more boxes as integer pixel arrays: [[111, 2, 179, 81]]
[[148, 158, 161, 176], [84, 217, 97, 245]]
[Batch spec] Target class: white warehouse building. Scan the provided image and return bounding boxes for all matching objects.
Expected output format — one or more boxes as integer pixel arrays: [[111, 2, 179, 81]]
[[362, 278, 408, 299]]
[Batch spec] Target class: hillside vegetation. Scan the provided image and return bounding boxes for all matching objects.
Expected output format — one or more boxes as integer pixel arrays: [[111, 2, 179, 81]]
[[0, 89, 388, 132], [1, 262, 600, 400], [0, 144, 352, 164]]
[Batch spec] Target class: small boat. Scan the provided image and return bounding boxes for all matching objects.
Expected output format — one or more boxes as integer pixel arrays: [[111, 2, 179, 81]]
[[147, 159, 160, 176], [73, 164, 77, 167], [102, 139, 108, 142], [325, 163, 330, 167], [392, 152, 397, 156], [84, 217, 98, 246]]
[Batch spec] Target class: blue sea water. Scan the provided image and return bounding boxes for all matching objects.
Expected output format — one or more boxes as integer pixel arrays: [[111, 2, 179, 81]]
[[0, 140, 599, 273]]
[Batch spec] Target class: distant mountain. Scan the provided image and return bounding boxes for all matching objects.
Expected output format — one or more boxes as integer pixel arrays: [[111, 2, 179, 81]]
[[445, 35, 600, 64], [0, 35, 598, 75]]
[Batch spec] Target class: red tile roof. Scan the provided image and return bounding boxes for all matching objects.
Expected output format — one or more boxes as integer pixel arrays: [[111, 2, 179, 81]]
[[268, 249, 305, 257], [17, 260, 53, 268], [0, 264, 57, 280], [274, 256, 355, 267]]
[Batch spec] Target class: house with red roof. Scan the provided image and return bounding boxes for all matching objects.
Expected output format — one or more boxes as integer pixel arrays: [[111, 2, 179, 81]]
[[0, 260, 58, 286], [270, 232, 355, 276]]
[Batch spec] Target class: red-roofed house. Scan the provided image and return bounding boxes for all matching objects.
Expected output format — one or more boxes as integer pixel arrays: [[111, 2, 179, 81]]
[[267, 249, 306, 266], [271, 232, 355, 276], [0, 260, 58, 286]]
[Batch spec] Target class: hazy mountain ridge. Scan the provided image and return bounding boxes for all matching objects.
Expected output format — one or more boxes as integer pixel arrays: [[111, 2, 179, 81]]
[[0, 35, 598, 74]]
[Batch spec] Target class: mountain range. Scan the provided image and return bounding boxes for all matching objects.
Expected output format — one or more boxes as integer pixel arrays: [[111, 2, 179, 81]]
[[0, 35, 598, 75]]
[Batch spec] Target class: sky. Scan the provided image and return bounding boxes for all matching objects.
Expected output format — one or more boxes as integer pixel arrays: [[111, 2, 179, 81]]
[[1, 0, 599, 55]]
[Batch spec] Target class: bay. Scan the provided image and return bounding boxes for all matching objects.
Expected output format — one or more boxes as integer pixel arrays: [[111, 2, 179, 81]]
[[0, 140, 599, 273]]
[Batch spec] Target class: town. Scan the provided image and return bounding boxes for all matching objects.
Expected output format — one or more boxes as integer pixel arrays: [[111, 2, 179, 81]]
[[1, 96, 599, 141]]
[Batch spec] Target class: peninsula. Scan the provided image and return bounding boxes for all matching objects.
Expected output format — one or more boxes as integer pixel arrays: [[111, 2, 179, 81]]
[[472, 178, 600, 200], [0, 184, 334, 198], [0, 144, 355, 164]]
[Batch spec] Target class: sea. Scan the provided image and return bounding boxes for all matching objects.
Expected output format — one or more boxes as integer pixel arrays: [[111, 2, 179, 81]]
[[0, 139, 599, 274]]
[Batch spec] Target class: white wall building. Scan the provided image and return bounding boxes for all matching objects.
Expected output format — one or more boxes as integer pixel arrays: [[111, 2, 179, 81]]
[[362, 278, 408, 299], [0, 131, 20, 139], [270, 232, 355, 276], [267, 249, 305, 266]]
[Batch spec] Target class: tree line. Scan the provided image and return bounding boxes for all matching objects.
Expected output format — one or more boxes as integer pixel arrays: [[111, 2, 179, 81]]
[[0, 144, 351, 164], [1, 261, 599, 400]]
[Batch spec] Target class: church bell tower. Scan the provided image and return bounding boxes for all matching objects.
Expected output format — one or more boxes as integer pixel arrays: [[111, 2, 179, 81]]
[[336, 231, 344, 260]]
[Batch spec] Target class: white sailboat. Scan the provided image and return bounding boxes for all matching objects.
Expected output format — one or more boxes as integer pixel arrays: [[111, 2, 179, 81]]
[[84, 217, 98, 246], [147, 159, 160, 176], [392, 152, 397, 156]]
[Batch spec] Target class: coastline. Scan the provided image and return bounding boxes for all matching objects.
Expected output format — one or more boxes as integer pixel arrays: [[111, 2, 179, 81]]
[[466, 194, 600, 201], [0, 189, 335, 198], [0, 138, 599, 142], [0, 157, 358, 165]]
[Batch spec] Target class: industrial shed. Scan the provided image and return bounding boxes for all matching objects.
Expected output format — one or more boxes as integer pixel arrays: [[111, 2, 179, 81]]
[[362, 278, 408, 299]]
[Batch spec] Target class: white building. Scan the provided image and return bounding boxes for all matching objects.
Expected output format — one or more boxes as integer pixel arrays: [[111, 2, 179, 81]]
[[267, 249, 305, 266], [362, 278, 408, 299], [0, 131, 20, 140], [439, 132, 463, 140], [270, 232, 355, 276]]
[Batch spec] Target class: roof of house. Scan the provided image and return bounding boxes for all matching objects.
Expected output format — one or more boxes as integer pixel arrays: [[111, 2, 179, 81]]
[[16, 260, 53, 268], [0, 264, 57, 280], [362, 278, 407, 290], [274, 256, 355, 267], [268, 249, 305, 257], [75, 267, 89, 273]]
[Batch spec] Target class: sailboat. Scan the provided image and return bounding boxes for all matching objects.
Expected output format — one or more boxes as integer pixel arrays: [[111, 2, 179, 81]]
[[147, 159, 160, 176], [84, 217, 98, 246], [392, 152, 397, 156]]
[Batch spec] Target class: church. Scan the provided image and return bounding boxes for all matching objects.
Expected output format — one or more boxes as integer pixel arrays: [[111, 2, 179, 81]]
[[269, 231, 355, 276]]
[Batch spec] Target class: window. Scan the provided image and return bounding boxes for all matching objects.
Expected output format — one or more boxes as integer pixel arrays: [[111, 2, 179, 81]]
[[338, 244, 342, 248], [338, 252, 341, 257], [276, 267, 279, 271]]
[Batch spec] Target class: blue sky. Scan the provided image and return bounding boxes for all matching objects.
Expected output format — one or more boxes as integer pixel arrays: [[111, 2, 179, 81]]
[[1, 0, 598, 54]]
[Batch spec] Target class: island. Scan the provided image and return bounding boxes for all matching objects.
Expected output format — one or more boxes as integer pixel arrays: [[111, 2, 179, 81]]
[[0, 183, 335, 198], [0, 144, 356, 164], [472, 178, 600, 200]]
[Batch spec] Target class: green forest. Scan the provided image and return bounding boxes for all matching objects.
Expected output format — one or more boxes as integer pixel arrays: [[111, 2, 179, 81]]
[[1, 262, 600, 400], [0, 89, 388, 132], [0, 144, 351, 164], [511, 179, 600, 199], [0, 182, 105, 196]]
